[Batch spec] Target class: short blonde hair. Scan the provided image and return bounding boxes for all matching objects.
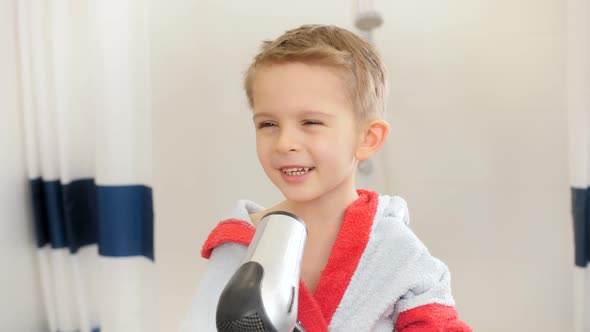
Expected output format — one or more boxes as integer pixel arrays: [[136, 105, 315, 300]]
[[244, 24, 388, 122]]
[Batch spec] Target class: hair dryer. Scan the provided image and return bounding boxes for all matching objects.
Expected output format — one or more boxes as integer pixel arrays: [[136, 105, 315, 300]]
[[216, 211, 307, 332]]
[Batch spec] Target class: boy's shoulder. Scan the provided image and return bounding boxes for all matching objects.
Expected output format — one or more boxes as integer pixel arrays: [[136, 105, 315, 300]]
[[373, 192, 410, 226], [371, 192, 429, 250], [224, 198, 265, 224]]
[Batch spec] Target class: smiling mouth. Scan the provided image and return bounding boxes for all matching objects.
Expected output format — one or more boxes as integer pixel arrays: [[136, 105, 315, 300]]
[[281, 167, 315, 176]]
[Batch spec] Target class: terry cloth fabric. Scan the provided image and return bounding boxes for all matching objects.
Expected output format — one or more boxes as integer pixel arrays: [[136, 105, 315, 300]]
[[182, 190, 472, 332]]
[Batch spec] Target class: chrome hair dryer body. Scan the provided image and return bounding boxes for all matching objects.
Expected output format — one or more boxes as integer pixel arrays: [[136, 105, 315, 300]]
[[216, 211, 307, 332]]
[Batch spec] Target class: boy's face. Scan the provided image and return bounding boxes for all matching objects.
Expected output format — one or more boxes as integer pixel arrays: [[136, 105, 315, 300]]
[[251, 62, 363, 203]]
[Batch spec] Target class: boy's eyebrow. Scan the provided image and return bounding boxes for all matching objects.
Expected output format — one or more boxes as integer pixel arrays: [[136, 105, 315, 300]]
[[301, 110, 335, 118], [252, 110, 334, 121], [252, 112, 272, 121]]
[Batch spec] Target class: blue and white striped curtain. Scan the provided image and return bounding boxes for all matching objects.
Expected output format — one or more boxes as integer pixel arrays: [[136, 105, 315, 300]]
[[16, 1, 155, 331], [568, 0, 590, 331]]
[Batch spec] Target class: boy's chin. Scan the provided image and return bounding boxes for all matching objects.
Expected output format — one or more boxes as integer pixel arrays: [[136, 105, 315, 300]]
[[278, 187, 319, 204]]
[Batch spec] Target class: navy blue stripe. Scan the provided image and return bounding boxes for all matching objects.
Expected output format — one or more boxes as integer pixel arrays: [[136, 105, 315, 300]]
[[62, 179, 98, 253], [29, 178, 153, 261], [97, 185, 154, 260], [30, 178, 98, 251], [43, 180, 68, 249], [572, 187, 590, 267], [30, 178, 50, 248]]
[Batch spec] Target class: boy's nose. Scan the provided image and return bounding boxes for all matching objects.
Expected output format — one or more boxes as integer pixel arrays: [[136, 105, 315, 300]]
[[276, 129, 301, 153]]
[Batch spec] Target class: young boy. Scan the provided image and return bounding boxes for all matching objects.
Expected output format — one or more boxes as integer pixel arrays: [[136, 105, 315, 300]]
[[182, 25, 471, 331]]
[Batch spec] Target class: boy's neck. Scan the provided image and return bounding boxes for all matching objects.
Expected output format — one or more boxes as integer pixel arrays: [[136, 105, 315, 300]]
[[279, 185, 360, 229]]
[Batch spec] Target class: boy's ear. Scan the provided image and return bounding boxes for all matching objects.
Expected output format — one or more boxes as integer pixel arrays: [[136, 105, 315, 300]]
[[355, 120, 390, 161]]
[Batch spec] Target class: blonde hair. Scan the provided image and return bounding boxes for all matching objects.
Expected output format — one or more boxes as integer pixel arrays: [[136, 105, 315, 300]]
[[244, 24, 388, 122]]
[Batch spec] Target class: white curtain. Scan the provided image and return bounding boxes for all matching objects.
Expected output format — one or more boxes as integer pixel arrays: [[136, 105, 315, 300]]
[[16, 0, 155, 331], [567, 0, 590, 331]]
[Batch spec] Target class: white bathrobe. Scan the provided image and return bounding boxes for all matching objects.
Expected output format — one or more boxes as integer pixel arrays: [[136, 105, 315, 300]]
[[181, 190, 470, 332]]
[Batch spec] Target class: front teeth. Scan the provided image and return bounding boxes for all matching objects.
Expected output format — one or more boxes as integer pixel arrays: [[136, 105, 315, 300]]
[[283, 167, 312, 176]]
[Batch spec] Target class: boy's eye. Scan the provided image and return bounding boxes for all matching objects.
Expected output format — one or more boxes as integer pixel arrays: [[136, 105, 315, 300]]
[[257, 121, 276, 129], [303, 120, 323, 126]]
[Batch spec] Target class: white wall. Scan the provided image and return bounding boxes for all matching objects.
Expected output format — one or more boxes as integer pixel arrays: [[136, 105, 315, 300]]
[[152, 1, 573, 331], [0, 0, 47, 330]]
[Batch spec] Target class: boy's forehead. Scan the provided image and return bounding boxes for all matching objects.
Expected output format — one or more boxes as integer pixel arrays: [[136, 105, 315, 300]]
[[251, 62, 353, 113]]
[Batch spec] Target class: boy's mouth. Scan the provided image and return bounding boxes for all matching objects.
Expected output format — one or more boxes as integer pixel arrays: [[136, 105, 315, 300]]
[[281, 167, 315, 176]]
